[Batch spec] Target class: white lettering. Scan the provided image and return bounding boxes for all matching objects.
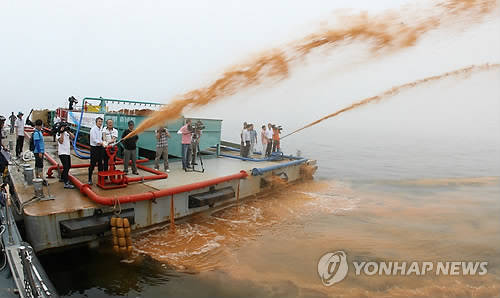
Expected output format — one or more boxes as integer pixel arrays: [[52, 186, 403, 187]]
[[461, 262, 479, 275], [436, 262, 449, 275], [450, 262, 461, 275], [364, 262, 378, 276], [422, 262, 433, 275], [379, 262, 392, 275], [353, 262, 365, 275], [479, 262, 488, 276], [406, 262, 420, 275], [393, 262, 406, 275]]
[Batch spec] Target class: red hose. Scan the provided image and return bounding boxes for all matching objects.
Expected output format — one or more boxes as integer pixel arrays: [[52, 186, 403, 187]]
[[125, 164, 168, 183], [44, 153, 248, 206], [46, 157, 149, 178]]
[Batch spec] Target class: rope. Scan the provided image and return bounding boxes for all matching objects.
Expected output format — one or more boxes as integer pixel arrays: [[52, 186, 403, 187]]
[[112, 198, 122, 216]]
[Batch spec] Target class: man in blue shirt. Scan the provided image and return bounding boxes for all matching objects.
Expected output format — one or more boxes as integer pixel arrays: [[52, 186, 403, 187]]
[[33, 119, 45, 179]]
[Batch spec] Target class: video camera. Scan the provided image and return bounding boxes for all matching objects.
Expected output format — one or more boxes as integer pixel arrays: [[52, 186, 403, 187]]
[[52, 121, 71, 135], [188, 120, 205, 132], [68, 96, 78, 104], [272, 125, 283, 133]]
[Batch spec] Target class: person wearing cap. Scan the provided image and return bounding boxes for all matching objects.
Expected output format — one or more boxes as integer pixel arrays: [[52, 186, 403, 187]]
[[8, 112, 16, 135], [122, 120, 139, 175], [14, 112, 24, 158], [155, 125, 170, 172]]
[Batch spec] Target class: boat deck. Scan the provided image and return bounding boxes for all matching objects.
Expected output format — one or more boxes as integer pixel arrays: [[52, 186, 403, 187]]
[[8, 134, 288, 217]]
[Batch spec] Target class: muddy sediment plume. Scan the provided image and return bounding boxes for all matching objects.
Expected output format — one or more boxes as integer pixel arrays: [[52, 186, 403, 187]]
[[133, 180, 355, 271], [282, 63, 500, 139], [123, 0, 497, 139], [132, 177, 500, 296]]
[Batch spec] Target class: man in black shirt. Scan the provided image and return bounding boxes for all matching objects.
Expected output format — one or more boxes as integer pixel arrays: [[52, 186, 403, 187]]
[[121, 121, 139, 175]]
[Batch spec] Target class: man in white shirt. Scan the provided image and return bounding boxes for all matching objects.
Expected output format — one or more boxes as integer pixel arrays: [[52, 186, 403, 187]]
[[242, 124, 251, 158], [57, 123, 75, 189], [101, 119, 118, 171], [14, 112, 24, 158], [265, 123, 273, 157], [239, 122, 247, 157], [88, 117, 104, 185], [52, 115, 61, 142]]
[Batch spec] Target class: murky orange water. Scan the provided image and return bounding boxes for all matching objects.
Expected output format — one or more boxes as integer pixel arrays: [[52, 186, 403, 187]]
[[132, 177, 500, 297]]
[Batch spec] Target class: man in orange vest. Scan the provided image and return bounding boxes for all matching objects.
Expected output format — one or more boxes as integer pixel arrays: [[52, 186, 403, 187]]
[[272, 125, 281, 153]]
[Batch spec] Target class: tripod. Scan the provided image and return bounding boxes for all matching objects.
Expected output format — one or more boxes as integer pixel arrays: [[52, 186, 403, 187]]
[[185, 142, 204, 173]]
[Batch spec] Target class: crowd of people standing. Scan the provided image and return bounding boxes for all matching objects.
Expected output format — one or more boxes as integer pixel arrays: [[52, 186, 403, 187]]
[[240, 122, 281, 158], [0, 109, 207, 189]]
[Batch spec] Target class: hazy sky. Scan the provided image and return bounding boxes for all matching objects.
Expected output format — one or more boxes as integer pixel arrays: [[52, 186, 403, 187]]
[[1, 0, 499, 142]]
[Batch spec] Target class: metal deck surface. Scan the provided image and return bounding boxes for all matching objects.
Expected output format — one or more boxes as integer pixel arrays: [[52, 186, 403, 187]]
[[8, 135, 289, 217]]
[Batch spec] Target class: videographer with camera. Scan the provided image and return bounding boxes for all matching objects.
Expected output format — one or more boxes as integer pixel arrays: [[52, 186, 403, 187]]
[[52, 114, 61, 142], [57, 122, 75, 189], [68, 96, 78, 110], [191, 120, 205, 166], [178, 119, 193, 171], [154, 125, 170, 172]]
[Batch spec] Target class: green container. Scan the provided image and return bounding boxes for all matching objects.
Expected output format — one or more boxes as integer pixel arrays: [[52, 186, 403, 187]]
[[70, 97, 222, 158]]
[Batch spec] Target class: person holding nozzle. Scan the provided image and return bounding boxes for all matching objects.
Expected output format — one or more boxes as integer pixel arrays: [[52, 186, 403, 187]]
[[155, 124, 170, 173], [57, 122, 75, 189], [102, 119, 118, 171], [122, 120, 139, 175], [88, 117, 104, 185]]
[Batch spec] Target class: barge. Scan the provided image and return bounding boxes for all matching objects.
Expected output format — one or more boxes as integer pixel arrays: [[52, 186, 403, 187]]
[[6, 98, 317, 253]]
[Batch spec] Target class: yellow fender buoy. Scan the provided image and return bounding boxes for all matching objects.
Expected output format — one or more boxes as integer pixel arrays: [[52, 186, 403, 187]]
[[116, 217, 124, 228]]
